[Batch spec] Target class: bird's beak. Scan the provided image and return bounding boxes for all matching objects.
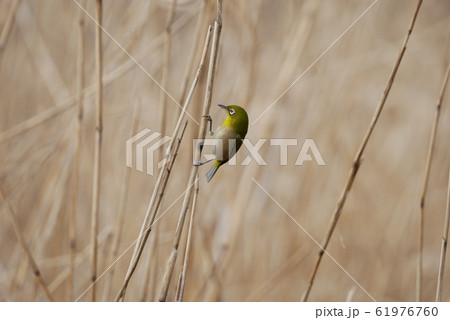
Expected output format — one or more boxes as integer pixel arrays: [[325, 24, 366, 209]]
[[218, 104, 228, 110]]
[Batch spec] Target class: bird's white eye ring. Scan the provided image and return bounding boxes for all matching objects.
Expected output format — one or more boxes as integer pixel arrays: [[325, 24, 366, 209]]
[[229, 109, 235, 115]]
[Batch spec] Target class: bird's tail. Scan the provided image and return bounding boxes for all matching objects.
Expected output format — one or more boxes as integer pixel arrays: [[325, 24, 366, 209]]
[[206, 161, 220, 183]]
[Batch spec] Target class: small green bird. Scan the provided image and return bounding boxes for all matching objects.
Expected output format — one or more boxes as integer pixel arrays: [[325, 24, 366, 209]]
[[203, 104, 249, 182]]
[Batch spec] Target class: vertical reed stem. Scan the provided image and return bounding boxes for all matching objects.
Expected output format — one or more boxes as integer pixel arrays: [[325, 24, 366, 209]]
[[301, 0, 423, 302], [418, 61, 450, 301], [175, 177, 199, 301], [158, 0, 223, 302], [115, 24, 213, 302], [90, 0, 103, 302], [68, 0, 85, 301], [0, 188, 55, 302], [436, 168, 450, 301]]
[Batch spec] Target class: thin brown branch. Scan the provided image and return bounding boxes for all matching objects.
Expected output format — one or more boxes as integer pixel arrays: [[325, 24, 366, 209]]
[[436, 168, 450, 301], [158, 0, 223, 302], [435, 62, 450, 302], [175, 176, 199, 301], [0, 187, 54, 302], [149, 227, 160, 300], [67, 0, 85, 301], [115, 23, 213, 302], [139, 121, 189, 302], [301, 0, 423, 302], [114, 117, 189, 302], [79, 119, 187, 303], [418, 61, 450, 301], [90, 0, 103, 302], [140, 226, 158, 301]]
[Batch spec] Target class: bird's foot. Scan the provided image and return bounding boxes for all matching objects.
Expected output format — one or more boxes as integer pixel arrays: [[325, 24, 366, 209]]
[[202, 114, 213, 135], [193, 159, 214, 167]]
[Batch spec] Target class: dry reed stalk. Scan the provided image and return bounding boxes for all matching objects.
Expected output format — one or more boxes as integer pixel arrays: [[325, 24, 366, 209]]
[[435, 62, 450, 301], [175, 176, 199, 301], [301, 0, 423, 302], [114, 117, 189, 302], [78, 121, 187, 303], [418, 61, 450, 301], [115, 24, 213, 302], [102, 100, 142, 301], [90, 0, 103, 302], [5, 148, 72, 293], [0, 187, 54, 302], [436, 168, 450, 301], [145, 121, 188, 301], [148, 227, 160, 300], [158, 1, 223, 301], [200, 0, 264, 293], [140, 228, 158, 301], [0, 0, 20, 51], [67, 0, 85, 301]]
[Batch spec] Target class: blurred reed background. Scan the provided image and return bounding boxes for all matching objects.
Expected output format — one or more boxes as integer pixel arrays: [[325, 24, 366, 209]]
[[0, 0, 450, 302]]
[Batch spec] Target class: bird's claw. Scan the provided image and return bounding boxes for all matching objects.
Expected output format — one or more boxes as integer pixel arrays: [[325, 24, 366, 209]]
[[193, 159, 214, 167], [202, 114, 213, 134]]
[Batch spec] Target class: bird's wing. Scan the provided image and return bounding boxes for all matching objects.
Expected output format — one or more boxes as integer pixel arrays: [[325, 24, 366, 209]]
[[212, 127, 241, 162], [227, 134, 243, 160]]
